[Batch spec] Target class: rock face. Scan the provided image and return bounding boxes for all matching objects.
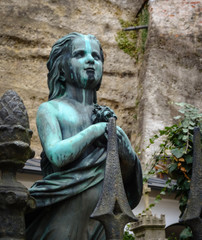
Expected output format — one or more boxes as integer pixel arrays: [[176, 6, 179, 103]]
[[139, 0, 202, 168], [0, 0, 146, 157], [0, 0, 201, 165]]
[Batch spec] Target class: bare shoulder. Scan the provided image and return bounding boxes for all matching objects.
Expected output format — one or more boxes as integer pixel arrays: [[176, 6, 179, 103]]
[[37, 99, 79, 125], [36, 101, 60, 125], [37, 101, 57, 115], [37, 99, 71, 115]]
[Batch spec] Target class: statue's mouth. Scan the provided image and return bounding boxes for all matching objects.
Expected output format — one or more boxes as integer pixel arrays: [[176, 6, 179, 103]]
[[85, 68, 95, 73], [85, 68, 95, 82]]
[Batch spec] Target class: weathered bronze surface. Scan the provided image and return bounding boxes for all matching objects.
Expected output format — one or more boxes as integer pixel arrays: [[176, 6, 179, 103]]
[[91, 117, 138, 240], [180, 127, 202, 239], [0, 90, 35, 240], [26, 33, 143, 239]]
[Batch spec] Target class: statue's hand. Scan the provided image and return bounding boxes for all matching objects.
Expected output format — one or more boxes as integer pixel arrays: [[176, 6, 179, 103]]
[[94, 122, 108, 148], [92, 104, 117, 124], [92, 104, 115, 148]]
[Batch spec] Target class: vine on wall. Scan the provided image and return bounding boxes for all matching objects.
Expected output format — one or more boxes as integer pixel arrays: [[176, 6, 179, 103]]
[[144, 102, 201, 239], [115, 3, 149, 159], [116, 3, 149, 61]]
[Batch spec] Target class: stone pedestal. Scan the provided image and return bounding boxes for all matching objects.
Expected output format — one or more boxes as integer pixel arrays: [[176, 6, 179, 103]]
[[0, 170, 35, 240], [130, 212, 166, 240]]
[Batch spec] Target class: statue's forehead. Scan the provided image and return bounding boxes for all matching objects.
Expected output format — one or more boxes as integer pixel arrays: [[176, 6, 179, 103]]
[[71, 36, 100, 52]]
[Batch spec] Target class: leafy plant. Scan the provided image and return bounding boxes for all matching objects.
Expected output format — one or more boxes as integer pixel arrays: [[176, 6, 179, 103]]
[[146, 102, 201, 217], [143, 103, 201, 239], [123, 224, 135, 240], [168, 232, 178, 240], [179, 227, 192, 240]]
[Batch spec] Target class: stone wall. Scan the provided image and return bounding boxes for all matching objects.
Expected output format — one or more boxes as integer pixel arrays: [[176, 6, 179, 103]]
[[0, 0, 201, 166], [139, 0, 202, 168], [0, 0, 146, 157]]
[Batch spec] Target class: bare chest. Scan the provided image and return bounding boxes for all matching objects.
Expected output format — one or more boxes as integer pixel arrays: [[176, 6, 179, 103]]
[[56, 102, 94, 139]]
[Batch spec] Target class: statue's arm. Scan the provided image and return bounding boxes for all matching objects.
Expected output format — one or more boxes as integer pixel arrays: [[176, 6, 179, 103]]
[[117, 127, 137, 166], [117, 126, 143, 208], [36, 103, 107, 168]]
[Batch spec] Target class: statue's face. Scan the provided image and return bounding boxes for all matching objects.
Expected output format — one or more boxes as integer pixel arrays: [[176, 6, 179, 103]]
[[68, 36, 103, 89]]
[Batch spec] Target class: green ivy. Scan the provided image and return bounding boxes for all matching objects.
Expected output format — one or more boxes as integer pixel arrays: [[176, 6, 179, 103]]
[[137, 4, 149, 53], [145, 102, 202, 239], [147, 103, 201, 214], [179, 227, 192, 240], [123, 224, 135, 240], [115, 4, 149, 61], [123, 231, 135, 240]]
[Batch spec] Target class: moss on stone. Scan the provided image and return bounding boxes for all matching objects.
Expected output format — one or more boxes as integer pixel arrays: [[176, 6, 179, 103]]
[[116, 19, 138, 58], [138, 5, 149, 53], [115, 4, 149, 61]]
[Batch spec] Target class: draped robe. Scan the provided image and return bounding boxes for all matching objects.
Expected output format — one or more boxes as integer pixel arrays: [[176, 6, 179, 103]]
[[26, 99, 142, 240], [26, 144, 142, 240]]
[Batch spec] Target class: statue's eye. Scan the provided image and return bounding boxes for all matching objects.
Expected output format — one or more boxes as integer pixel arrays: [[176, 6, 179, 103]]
[[92, 52, 100, 61], [73, 50, 85, 58]]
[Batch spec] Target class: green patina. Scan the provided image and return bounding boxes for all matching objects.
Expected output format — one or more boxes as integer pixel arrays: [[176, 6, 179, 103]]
[[26, 32, 143, 240]]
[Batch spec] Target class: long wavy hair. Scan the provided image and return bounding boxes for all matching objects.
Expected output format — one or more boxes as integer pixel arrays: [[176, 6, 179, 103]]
[[47, 32, 104, 100]]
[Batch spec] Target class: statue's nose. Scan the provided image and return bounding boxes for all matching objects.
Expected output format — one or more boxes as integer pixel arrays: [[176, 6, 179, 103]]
[[85, 54, 94, 64]]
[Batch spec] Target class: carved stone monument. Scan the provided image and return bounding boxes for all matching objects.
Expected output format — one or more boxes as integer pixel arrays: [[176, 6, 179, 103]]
[[130, 183, 166, 240], [0, 90, 35, 240], [130, 213, 166, 240], [25, 33, 143, 239]]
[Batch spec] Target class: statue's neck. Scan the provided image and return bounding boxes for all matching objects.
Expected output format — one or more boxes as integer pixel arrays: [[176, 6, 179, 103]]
[[63, 83, 97, 105]]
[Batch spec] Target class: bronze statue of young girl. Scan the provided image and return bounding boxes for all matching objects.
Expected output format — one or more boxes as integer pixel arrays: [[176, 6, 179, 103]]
[[26, 32, 142, 240]]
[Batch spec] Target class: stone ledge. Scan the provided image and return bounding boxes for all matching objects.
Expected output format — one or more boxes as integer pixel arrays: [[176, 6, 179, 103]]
[[130, 213, 165, 230]]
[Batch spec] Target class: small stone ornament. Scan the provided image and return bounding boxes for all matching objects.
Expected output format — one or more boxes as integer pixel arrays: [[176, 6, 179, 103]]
[[0, 90, 35, 240], [0, 90, 34, 167]]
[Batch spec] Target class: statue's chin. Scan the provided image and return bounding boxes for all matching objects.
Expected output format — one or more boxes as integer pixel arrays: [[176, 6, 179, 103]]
[[79, 77, 101, 90], [85, 79, 101, 90], [66, 75, 101, 90]]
